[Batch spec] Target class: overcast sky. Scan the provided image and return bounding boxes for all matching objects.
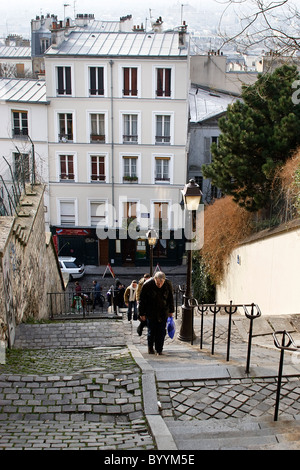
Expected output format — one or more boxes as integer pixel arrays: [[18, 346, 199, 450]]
[[2, 0, 300, 39], [0, 0, 225, 37]]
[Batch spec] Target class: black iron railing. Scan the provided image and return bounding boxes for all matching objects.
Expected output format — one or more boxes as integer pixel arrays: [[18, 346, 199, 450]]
[[48, 289, 108, 319], [273, 330, 300, 421], [188, 299, 261, 373]]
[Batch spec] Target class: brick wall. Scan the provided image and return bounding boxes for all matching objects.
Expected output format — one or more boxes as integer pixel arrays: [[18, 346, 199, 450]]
[[0, 184, 65, 347]]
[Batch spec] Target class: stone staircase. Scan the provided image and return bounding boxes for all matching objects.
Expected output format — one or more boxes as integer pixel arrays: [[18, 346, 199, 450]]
[[13, 320, 126, 349], [166, 416, 300, 450]]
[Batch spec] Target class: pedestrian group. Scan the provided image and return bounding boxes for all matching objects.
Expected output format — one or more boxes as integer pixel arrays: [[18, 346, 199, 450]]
[[74, 271, 175, 356]]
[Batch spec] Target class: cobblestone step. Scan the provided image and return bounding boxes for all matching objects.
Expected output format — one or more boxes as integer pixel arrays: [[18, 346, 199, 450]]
[[0, 370, 143, 422], [13, 320, 125, 349], [0, 419, 154, 450], [0, 341, 156, 450]]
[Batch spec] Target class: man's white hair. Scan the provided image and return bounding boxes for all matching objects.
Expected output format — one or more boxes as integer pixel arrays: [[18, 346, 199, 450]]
[[154, 271, 166, 280]]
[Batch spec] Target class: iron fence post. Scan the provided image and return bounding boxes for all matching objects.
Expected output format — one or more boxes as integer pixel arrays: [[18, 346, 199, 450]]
[[274, 331, 286, 422], [273, 330, 298, 422], [224, 301, 238, 362], [210, 302, 220, 355], [199, 303, 208, 350], [244, 303, 261, 374]]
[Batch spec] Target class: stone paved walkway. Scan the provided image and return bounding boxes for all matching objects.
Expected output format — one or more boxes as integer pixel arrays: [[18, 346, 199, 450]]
[[0, 321, 156, 450], [2, 311, 300, 450], [158, 376, 300, 421]]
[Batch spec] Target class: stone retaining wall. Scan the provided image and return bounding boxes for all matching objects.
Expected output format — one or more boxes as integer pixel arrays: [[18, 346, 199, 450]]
[[0, 184, 65, 346]]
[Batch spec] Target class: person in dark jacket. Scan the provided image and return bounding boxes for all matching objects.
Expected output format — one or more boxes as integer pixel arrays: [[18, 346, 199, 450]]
[[136, 273, 150, 336], [92, 280, 103, 308], [138, 271, 174, 355]]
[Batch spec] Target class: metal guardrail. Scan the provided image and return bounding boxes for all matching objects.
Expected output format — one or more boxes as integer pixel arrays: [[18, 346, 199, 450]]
[[188, 299, 261, 373], [48, 289, 107, 319], [49, 285, 185, 320], [273, 330, 300, 421]]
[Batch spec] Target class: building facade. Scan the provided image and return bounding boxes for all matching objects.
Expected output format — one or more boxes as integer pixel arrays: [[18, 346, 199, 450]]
[[45, 18, 190, 266], [0, 77, 50, 228], [188, 85, 239, 204]]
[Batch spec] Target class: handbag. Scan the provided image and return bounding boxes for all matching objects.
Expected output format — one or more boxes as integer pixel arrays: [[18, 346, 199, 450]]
[[167, 316, 176, 339]]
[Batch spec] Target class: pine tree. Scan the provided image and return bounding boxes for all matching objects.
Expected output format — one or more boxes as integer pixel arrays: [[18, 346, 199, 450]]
[[202, 65, 300, 211]]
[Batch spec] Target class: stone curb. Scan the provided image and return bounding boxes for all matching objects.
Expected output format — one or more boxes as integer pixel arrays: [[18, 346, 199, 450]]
[[127, 345, 178, 450]]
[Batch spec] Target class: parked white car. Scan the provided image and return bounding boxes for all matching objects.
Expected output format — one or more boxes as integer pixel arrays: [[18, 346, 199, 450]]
[[58, 257, 85, 280]]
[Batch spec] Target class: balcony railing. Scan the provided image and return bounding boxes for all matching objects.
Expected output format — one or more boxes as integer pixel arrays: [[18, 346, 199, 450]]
[[59, 133, 73, 142], [12, 128, 28, 139], [155, 177, 170, 183], [91, 174, 106, 182], [123, 134, 138, 143], [60, 174, 75, 181], [123, 175, 138, 183], [90, 134, 105, 143], [155, 136, 171, 144], [89, 88, 104, 96], [57, 88, 72, 95]]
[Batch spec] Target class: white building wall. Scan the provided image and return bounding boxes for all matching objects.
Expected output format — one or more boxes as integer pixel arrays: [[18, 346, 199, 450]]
[[0, 98, 49, 228], [217, 225, 300, 316], [45, 50, 189, 232]]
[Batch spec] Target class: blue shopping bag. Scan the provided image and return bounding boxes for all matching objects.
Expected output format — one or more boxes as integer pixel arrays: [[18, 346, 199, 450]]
[[167, 316, 176, 339]]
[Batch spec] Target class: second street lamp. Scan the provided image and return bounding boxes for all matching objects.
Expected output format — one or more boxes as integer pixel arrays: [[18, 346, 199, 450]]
[[147, 229, 158, 277], [178, 179, 202, 342]]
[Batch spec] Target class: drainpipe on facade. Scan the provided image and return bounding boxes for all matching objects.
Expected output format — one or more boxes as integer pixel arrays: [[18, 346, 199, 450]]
[[109, 60, 115, 210]]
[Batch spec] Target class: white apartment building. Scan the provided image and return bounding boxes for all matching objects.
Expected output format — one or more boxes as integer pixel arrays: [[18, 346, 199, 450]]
[[0, 78, 50, 228], [45, 18, 190, 267]]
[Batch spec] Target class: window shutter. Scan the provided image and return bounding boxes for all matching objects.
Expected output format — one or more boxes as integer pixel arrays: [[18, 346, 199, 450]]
[[123, 68, 130, 95]]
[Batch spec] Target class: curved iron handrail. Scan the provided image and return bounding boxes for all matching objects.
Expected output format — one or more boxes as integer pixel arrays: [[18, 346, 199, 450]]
[[187, 299, 262, 371], [273, 330, 300, 421]]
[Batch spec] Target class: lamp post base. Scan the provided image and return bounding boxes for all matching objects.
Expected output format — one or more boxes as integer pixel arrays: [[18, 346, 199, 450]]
[[178, 302, 196, 342]]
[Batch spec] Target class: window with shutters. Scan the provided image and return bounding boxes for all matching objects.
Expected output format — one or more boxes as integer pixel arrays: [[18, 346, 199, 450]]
[[122, 201, 138, 227], [89, 67, 104, 96], [204, 136, 218, 163], [16, 64, 25, 76], [90, 155, 105, 182], [59, 200, 76, 226], [40, 38, 50, 54], [123, 156, 138, 182], [123, 114, 138, 143], [155, 157, 170, 183], [90, 113, 105, 142], [123, 67, 137, 96], [124, 201, 137, 218], [155, 115, 171, 144], [153, 201, 169, 231], [89, 201, 106, 227], [156, 68, 171, 97], [56, 66, 72, 95], [58, 113, 73, 142], [59, 154, 74, 181], [12, 110, 28, 139]]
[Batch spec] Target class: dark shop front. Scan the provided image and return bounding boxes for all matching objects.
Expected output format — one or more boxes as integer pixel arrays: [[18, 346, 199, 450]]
[[52, 227, 185, 267]]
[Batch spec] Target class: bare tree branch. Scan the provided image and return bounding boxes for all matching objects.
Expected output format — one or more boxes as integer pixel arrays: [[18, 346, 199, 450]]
[[218, 0, 300, 54]]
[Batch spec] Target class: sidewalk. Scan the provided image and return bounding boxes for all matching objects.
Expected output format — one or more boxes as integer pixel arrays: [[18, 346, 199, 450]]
[[1, 309, 300, 450]]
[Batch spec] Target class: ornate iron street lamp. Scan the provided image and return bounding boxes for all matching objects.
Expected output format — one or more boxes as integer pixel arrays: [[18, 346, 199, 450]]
[[146, 229, 158, 276], [178, 179, 202, 342]]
